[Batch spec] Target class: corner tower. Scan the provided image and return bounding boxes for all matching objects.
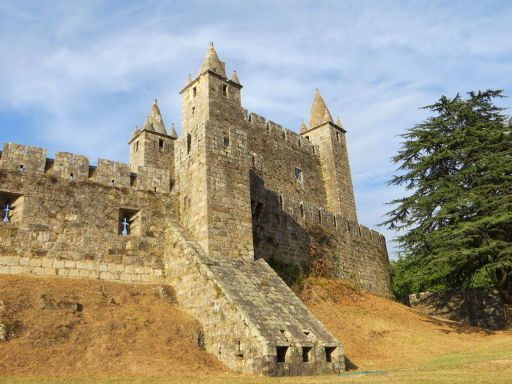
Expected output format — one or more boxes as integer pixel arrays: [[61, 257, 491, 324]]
[[300, 90, 358, 222], [129, 100, 177, 174], [176, 43, 253, 260]]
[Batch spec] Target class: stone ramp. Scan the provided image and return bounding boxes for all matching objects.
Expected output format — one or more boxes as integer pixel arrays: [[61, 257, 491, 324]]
[[164, 221, 344, 376]]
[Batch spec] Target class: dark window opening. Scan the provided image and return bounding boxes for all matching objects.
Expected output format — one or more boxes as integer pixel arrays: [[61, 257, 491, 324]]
[[334, 216, 337, 228], [298, 139, 301, 147], [192, 87, 197, 97], [154, 186, 157, 192], [223, 136, 229, 148], [312, 147, 315, 154], [111, 180, 115, 188], [295, 167, 303, 183], [300, 203, 304, 218], [0, 192, 22, 224], [276, 346, 288, 363], [251, 200, 264, 221], [159, 139, 164, 151], [302, 347, 312, 362], [265, 122, 270, 132], [18, 164, 25, 173], [222, 84, 228, 96], [251, 155, 255, 167], [69, 173, 74, 181], [282, 131, 286, 139], [135, 141, 139, 152], [305, 136, 310, 140], [130, 173, 137, 187], [192, 106, 195, 115], [279, 195, 283, 210], [336, 131, 340, 143], [187, 133, 192, 154], [119, 208, 141, 236], [325, 347, 336, 363], [318, 210, 322, 224]]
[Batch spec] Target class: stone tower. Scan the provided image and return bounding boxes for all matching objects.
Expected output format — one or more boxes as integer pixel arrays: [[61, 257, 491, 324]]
[[176, 43, 254, 260], [300, 90, 358, 222], [129, 100, 177, 173]]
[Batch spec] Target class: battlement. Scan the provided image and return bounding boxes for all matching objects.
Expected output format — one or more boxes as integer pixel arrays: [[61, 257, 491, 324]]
[[258, 188, 385, 245], [244, 110, 319, 155], [0, 143, 172, 193]]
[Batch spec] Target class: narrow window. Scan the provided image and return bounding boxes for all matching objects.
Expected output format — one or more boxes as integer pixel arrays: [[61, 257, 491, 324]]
[[325, 347, 336, 363], [192, 106, 195, 115], [305, 136, 310, 141], [192, 86, 197, 97], [159, 139, 164, 151], [265, 122, 270, 132], [119, 208, 140, 236], [282, 131, 286, 139], [336, 131, 340, 143], [334, 215, 337, 228], [222, 84, 228, 96], [111, 180, 115, 188], [302, 347, 312, 363], [223, 136, 229, 148], [279, 195, 283, 210], [251, 155, 255, 167], [18, 164, 25, 173], [294, 168, 303, 184], [187, 133, 192, 154], [298, 139, 301, 147], [69, 173, 74, 181], [300, 203, 304, 218], [318, 210, 322, 224], [236, 340, 243, 358], [0, 192, 23, 224], [276, 346, 288, 363], [135, 141, 139, 152]]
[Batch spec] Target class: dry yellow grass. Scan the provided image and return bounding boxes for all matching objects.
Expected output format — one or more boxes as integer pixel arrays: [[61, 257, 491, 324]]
[[1, 275, 511, 384]]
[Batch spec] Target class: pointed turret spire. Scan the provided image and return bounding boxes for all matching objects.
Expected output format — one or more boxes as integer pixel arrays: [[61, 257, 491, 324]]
[[336, 116, 344, 129], [149, 99, 167, 135], [230, 70, 240, 84], [141, 116, 153, 131], [169, 122, 178, 139], [199, 42, 227, 78], [309, 89, 333, 128], [131, 126, 140, 140], [299, 119, 308, 133]]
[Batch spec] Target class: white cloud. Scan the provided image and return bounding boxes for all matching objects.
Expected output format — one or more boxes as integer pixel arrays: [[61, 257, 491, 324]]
[[0, 1, 511, 257]]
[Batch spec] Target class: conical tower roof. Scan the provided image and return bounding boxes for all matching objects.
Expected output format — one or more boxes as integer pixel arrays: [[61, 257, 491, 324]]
[[141, 116, 153, 131], [299, 119, 308, 133], [230, 70, 240, 84], [131, 126, 140, 140], [309, 89, 333, 128], [199, 42, 227, 78], [169, 123, 178, 139], [148, 99, 167, 135]]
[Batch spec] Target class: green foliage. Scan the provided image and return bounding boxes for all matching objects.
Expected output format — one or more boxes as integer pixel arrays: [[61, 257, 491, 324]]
[[383, 90, 512, 303]]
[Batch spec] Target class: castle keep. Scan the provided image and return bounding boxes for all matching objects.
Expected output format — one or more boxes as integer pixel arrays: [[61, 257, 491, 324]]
[[0, 44, 392, 376]]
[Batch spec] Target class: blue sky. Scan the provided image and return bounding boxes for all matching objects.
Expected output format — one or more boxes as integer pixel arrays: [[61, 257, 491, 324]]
[[1, 1, 511, 257]]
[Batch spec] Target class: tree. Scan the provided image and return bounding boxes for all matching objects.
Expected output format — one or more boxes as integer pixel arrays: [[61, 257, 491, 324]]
[[382, 90, 512, 303]]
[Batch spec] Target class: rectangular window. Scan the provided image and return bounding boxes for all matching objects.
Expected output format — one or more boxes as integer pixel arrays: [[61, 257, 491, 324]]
[[302, 347, 312, 362], [276, 346, 288, 363], [192, 86, 197, 97], [159, 139, 164, 151], [325, 346, 336, 363], [187, 133, 192, 154], [295, 167, 303, 184], [119, 208, 141, 236], [135, 141, 139, 152], [336, 131, 340, 143], [222, 84, 228, 96], [0, 192, 23, 224], [223, 136, 229, 148]]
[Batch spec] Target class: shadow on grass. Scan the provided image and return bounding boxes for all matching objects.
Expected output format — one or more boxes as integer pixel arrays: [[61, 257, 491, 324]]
[[421, 315, 495, 335]]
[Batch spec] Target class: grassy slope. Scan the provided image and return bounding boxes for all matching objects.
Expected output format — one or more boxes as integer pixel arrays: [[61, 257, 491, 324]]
[[1, 275, 511, 384]]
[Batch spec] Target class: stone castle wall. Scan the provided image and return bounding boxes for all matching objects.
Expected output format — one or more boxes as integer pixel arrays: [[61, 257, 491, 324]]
[[240, 111, 392, 297]]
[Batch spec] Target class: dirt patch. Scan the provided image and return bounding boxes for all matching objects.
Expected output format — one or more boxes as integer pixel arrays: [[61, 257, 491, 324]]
[[0, 275, 227, 376]]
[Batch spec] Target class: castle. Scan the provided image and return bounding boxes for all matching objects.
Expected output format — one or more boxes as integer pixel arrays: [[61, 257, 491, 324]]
[[0, 43, 392, 376]]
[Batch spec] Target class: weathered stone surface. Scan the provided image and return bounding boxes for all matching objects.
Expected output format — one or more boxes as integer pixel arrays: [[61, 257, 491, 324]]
[[0, 43, 393, 375]]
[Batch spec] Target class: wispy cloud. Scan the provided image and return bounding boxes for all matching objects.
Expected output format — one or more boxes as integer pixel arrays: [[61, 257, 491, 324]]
[[0, 0, 511, 257]]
